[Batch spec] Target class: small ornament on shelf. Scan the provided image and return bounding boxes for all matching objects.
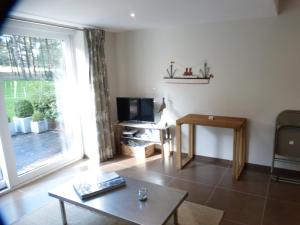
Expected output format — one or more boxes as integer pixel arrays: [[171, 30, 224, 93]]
[[183, 67, 193, 76], [199, 61, 214, 79], [166, 61, 176, 78]]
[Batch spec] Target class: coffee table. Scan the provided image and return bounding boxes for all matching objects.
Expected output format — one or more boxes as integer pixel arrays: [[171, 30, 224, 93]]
[[48, 177, 188, 225]]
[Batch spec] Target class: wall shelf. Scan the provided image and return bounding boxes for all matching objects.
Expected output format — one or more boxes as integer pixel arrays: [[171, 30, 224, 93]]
[[164, 77, 210, 84]]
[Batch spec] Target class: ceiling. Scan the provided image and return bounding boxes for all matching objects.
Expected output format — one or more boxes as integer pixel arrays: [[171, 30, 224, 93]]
[[10, 0, 279, 31]]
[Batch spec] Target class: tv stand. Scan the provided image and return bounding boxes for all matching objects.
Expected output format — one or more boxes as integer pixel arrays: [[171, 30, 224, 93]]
[[114, 121, 172, 158]]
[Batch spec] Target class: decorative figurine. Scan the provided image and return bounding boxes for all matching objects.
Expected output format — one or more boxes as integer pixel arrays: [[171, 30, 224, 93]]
[[200, 61, 210, 78], [184, 67, 193, 76], [158, 97, 166, 116], [184, 67, 188, 76], [167, 61, 176, 78]]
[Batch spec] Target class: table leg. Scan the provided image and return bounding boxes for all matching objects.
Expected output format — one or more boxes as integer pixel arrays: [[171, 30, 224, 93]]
[[232, 129, 238, 179], [239, 124, 246, 175], [59, 200, 67, 225], [176, 124, 182, 169], [237, 128, 243, 178], [160, 129, 165, 159], [169, 138, 172, 156], [188, 124, 195, 159], [173, 209, 178, 225], [167, 127, 172, 155], [233, 127, 245, 180], [242, 124, 246, 167]]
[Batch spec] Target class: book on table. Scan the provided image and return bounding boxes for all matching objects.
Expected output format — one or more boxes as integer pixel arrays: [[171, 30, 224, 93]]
[[73, 171, 126, 200]]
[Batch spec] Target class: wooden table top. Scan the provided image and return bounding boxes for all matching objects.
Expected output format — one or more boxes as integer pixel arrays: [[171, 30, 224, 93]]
[[49, 176, 187, 225], [176, 114, 247, 129]]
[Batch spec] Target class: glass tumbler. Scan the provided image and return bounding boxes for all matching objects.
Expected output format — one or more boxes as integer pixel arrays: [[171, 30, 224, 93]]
[[138, 187, 148, 201]]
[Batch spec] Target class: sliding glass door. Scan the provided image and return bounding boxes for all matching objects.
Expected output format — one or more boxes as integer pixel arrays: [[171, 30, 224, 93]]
[[0, 165, 7, 191], [0, 22, 84, 189], [1, 79, 68, 175]]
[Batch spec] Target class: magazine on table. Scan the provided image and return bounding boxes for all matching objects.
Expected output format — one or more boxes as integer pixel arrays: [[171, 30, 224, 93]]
[[73, 171, 126, 200]]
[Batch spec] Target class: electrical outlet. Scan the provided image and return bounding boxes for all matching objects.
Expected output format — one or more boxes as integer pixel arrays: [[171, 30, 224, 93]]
[[289, 140, 294, 145]]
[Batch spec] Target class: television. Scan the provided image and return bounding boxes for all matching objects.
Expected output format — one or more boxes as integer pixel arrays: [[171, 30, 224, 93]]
[[140, 98, 154, 122], [117, 97, 154, 122]]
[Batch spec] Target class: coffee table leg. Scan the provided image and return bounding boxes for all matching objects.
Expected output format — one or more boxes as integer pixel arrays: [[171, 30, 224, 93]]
[[173, 209, 178, 225], [59, 200, 67, 225]]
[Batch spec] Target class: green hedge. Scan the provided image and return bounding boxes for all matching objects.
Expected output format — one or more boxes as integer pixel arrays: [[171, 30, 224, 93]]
[[0, 80, 55, 118], [14, 100, 34, 118]]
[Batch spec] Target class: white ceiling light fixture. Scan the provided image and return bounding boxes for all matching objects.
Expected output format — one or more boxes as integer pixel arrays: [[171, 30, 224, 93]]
[[130, 12, 136, 18]]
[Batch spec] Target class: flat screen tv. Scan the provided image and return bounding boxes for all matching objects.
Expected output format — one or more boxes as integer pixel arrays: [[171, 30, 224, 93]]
[[116, 97, 154, 122], [140, 98, 154, 122]]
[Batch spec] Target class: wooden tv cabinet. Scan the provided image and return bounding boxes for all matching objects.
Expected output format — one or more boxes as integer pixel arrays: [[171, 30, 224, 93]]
[[114, 122, 172, 158]]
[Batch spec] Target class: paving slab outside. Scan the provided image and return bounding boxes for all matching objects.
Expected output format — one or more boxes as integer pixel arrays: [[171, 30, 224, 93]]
[[12, 130, 66, 173]]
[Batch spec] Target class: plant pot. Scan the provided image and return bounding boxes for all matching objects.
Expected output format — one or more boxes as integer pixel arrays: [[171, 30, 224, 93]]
[[47, 119, 57, 130], [13, 116, 32, 133], [9, 122, 16, 136], [31, 120, 48, 133]]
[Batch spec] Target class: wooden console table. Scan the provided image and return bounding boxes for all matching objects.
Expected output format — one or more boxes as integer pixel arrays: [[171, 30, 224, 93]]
[[176, 114, 247, 180]]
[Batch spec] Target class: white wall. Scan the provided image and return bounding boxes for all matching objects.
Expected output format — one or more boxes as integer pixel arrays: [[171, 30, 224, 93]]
[[112, 0, 300, 167]]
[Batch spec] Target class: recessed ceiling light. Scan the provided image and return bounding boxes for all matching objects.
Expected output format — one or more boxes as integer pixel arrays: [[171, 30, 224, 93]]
[[130, 13, 135, 18]]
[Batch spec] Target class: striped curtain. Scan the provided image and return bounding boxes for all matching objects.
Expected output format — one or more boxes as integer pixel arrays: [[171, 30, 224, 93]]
[[84, 29, 115, 162]]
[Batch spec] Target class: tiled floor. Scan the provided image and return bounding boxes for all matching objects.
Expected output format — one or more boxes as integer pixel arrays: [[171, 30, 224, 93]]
[[1, 154, 300, 225]]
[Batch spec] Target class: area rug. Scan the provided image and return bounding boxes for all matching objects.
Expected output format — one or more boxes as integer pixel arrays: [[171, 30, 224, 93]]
[[12, 200, 223, 225]]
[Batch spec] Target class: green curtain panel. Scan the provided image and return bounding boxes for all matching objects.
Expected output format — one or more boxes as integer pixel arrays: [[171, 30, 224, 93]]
[[84, 29, 115, 162]]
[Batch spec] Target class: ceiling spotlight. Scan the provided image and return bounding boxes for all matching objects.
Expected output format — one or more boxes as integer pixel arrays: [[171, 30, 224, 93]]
[[130, 13, 135, 18]]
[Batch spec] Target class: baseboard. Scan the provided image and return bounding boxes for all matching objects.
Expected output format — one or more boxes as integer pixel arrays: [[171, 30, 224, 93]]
[[193, 155, 300, 175], [244, 163, 270, 173], [194, 155, 231, 167]]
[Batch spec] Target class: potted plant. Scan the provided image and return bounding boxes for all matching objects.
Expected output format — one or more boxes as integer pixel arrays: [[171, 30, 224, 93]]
[[30, 111, 48, 133], [45, 97, 58, 130], [8, 117, 16, 136], [33, 94, 58, 130], [13, 100, 34, 133], [31, 95, 50, 116]]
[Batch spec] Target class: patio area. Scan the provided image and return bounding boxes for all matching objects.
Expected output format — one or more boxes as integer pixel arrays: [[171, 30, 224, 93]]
[[12, 130, 66, 174]]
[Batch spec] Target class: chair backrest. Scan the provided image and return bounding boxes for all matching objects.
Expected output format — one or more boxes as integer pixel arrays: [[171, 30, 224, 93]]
[[276, 110, 300, 128], [275, 110, 300, 157]]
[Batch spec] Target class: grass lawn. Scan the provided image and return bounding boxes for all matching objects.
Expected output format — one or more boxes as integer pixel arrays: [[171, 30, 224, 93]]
[[0, 80, 55, 119]]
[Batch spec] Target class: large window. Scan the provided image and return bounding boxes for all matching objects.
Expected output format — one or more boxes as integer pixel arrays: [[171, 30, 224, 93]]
[[0, 21, 84, 189], [0, 164, 6, 191]]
